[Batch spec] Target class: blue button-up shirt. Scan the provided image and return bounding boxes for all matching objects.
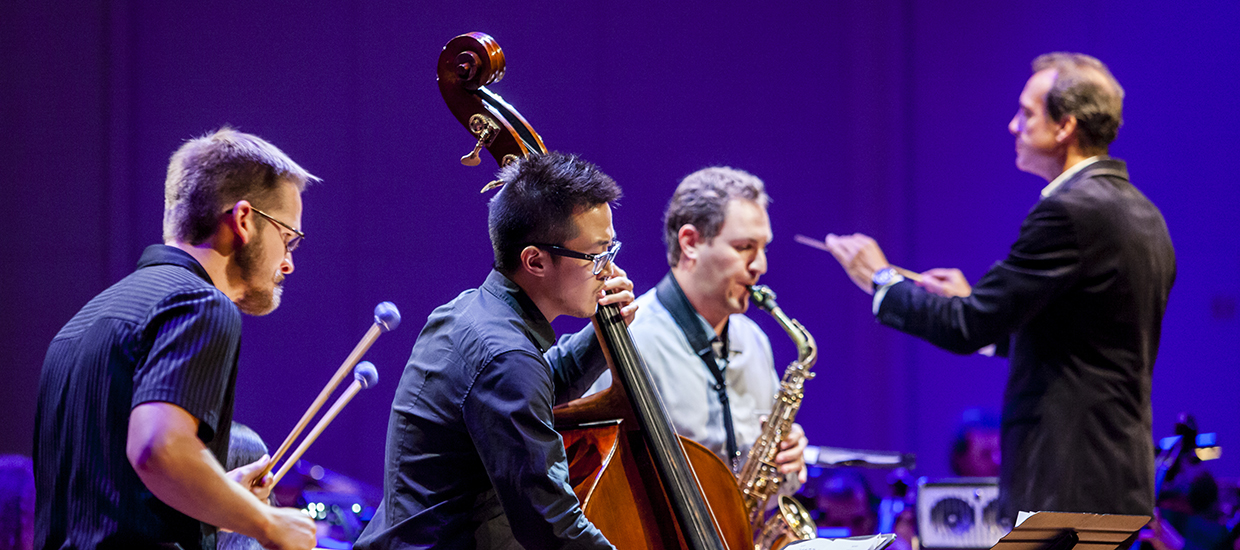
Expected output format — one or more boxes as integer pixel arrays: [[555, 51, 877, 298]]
[[355, 270, 614, 550]]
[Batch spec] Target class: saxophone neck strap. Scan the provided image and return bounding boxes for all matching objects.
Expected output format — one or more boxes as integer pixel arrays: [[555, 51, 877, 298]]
[[655, 272, 740, 468]]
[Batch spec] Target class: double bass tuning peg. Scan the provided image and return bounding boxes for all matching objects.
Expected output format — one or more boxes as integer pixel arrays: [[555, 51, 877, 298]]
[[461, 143, 484, 167], [461, 114, 500, 167]]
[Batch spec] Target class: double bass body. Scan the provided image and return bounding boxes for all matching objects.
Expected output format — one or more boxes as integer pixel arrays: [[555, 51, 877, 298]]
[[559, 423, 753, 549], [553, 315, 752, 549]]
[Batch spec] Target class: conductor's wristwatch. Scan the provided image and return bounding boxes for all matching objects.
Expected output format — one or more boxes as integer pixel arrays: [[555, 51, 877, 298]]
[[871, 267, 904, 292]]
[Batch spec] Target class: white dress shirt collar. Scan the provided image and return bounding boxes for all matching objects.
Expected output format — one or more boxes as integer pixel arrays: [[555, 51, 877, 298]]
[[1041, 156, 1104, 198]]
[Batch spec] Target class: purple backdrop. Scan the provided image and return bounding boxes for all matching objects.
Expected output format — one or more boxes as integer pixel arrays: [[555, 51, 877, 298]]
[[2, 1, 1237, 493]]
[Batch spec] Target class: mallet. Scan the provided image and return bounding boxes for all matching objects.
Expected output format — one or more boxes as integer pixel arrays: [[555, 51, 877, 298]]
[[253, 302, 400, 485], [272, 361, 380, 485]]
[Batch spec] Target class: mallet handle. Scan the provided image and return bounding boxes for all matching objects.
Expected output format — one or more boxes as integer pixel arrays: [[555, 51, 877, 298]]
[[272, 380, 364, 486], [253, 323, 382, 484]]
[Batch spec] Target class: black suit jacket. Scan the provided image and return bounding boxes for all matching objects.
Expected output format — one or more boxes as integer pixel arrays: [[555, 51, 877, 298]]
[[877, 158, 1175, 518]]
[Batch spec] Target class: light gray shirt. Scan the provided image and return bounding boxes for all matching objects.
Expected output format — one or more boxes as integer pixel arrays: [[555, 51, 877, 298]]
[[587, 287, 779, 470]]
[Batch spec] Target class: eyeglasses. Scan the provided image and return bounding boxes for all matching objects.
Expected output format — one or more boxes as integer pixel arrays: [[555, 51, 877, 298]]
[[226, 206, 305, 252], [529, 240, 621, 275]]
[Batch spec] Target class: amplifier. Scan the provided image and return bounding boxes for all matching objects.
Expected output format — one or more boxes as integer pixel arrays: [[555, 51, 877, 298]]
[[916, 477, 1010, 549]]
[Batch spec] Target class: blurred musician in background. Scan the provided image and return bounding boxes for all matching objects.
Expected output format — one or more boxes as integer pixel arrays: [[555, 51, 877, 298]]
[[824, 53, 1175, 519], [218, 423, 274, 550], [809, 470, 879, 538], [0, 454, 34, 550], [589, 167, 808, 488], [1150, 465, 1229, 550], [354, 153, 635, 550], [950, 408, 1001, 478], [33, 128, 318, 550]]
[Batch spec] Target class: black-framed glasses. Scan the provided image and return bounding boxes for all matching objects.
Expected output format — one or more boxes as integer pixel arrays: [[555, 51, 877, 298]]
[[226, 206, 305, 252], [529, 240, 621, 275]]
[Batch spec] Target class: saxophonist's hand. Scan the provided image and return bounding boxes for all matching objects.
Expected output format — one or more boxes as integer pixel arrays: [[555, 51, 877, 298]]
[[774, 422, 809, 484]]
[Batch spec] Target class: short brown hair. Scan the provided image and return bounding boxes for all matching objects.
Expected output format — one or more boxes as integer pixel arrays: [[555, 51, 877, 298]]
[[1032, 52, 1125, 152], [663, 167, 770, 267], [162, 127, 318, 244]]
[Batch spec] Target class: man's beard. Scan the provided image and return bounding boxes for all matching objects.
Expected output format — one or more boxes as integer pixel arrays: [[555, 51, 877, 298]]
[[234, 231, 283, 316]]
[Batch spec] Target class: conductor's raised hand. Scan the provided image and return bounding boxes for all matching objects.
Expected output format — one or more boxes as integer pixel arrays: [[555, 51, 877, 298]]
[[824, 233, 890, 295], [598, 263, 639, 325], [918, 268, 972, 298]]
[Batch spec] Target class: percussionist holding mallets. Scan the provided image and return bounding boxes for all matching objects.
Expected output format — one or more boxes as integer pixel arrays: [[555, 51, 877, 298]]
[[34, 128, 318, 550]]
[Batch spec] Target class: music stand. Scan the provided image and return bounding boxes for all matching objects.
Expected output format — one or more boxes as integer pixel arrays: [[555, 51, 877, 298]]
[[990, 512, 1150, 550]]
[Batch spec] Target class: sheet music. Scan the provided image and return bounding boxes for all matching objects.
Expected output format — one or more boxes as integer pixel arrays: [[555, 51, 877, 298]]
[[784, 534, 898, 550]]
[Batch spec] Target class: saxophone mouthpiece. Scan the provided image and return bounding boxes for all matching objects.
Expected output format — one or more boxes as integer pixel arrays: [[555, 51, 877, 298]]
[[748, 284, 776, 312]]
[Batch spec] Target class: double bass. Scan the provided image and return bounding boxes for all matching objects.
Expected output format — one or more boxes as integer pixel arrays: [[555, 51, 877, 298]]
[[437, 33, 751, 550]]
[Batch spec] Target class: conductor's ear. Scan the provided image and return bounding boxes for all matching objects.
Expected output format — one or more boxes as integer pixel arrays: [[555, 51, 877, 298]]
[[1055, 114, 1079, 145]]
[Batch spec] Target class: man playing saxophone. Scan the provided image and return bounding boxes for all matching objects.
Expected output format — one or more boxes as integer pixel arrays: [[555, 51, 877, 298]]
[[588, 166, 807, 492]]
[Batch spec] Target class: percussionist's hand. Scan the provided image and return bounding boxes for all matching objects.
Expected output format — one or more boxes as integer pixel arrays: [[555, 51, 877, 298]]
[[773, 422, 809, 484], [259, 506, 318, 550], [599, 263, 638, 325], [824, 233, 890, 295], [228, 454, 274, 502], [918, 268, 972, 298]]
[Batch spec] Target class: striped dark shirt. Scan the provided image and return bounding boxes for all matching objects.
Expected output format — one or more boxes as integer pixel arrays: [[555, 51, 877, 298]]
[[34, 245, 241, 550]]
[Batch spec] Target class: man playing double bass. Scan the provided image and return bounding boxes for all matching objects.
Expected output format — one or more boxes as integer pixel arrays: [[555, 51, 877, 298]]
[[355, 152, 635, 549]]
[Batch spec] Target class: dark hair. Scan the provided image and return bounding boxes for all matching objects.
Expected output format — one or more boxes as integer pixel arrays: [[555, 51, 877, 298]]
[[225, 422, 269, 471], [218, 423, 270, 550], [487, 152, 622, 274], [1159, 465, 1220, 516], [808, 469, 880, 523], [163, 127, 318, 245], [817, 471, 876, 503], [1032, 53, 1125, 153], [663, 167, 770, 267]]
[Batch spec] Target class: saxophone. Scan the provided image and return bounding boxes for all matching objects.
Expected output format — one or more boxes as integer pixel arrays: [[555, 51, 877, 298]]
[[740, 284, 819, 550]]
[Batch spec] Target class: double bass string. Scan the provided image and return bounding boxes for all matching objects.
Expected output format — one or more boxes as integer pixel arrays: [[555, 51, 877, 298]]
[[594, 302, 726, 550]]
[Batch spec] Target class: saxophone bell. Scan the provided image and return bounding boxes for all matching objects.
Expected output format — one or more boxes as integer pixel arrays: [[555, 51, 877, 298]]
[[757, 496, 820, 550]]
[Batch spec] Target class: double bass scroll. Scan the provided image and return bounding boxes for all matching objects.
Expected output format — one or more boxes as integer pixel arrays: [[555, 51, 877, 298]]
[[437, 33, 546, 178]]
